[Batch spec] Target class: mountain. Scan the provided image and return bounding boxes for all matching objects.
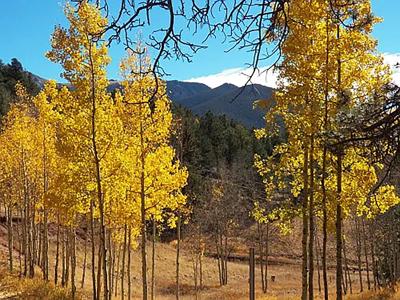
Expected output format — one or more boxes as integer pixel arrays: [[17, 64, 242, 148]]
[[166, 80, 211, 102], [29, 72, 47, 88], [25, 69, 274, 128], [175, 82, 273, 128], [107, 80, 272, 128]]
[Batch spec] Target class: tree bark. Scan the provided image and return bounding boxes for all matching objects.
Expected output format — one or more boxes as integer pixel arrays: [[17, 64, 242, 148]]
[[355, 217, 363, 293], [343, 237, 352, 294], [139, 99, 148, 300], [151, 220, 156, 300], [258, 222, 266, 293], [61, 227, 66, 286], [223, 235, 228, 285], [90, 200, 97, 300], [128, 227, 132, 300], [362, 218, 371, 290], [7, 205, 13, 272], [336, 152, 343, 300], [369, 222, 377, 290], [309, 134, 315, 300], [55, 216, 60, 285], [82, 223, 88, 289], [335, 21, 343, 300], [176, 215, 181, 300], [302, 146, 310, 300], [65, 228, 70, 287], [43, 208, 49, 281], [17, 209, 23, 277], [108, 230, 114, 298], [316, 233, 322, 294], [42, 134, 49, 281], [115, 244, 121, 298], [265, 223, 269, 293], [88, 37, 109, 300], [121, 225, 127, 300], [97, 240, 102, 300], [322, 14, 330, 300], [71, 228, 77, 299]]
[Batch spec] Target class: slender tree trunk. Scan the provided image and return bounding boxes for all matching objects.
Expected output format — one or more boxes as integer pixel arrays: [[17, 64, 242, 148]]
[[309, 134, 315, 300], [258, 222, 266, 293], [121, 225, 127, 300], [322, 94, 329, 299], [71, 228, 77, 299], [28, 195, 35, 277], [342, 264, 347, 295], [110, 242, 120, 299], [31, 210, 37, 274], [336, 151, 343, 300], [38, 222, 42, 270], [176, 215, 181, 300], [140, 187, 148, 300], [302, 146, 310, 300], [375, 242, 382, 288], [362, 218, 371, 290], [151, 220, 156, 300], [115, 244, 121, 298], [65, 228, 70, 287], [264, 223, 270, 293], [97, 241, 102, 300], [42, 127, 49, 282], [55, 216, 60, 285], [335, 21, 343, 300], [216, 230, 223, 286], [7, 205, 13, 272], [193, 253, 199, 299], [43, 208, 49, 281], [316, 233, 322, 294], [17, 209, 23, 277], [62, 227, 66, 287], [90, 200, 97, 300], [23, 202, 27, 277], [355, 217, 363, 293], [369, 223, 377, 290], [200, 243, 204, 291], [223, 235, 228, 285], [343, 237, 352, 294], [82, 224, 88, 289], [88, 39, 109, 300], [139, 100, 148, 300], [342, 250, 348, 295], [128, 227, 132, 300], [22, 157, 28, 278], [322, 14, 331, 300], [108, 230, 114, 298]]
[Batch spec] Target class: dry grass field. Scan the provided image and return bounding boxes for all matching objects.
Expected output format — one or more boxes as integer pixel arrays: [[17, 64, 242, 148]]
[[0, 221, 396, 299]]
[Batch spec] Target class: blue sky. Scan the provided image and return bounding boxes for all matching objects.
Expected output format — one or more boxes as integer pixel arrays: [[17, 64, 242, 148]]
[[0, 0, 399, 87]]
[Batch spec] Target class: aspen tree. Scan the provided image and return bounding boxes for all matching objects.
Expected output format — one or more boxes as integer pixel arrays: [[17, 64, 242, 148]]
[[255, 1, 400, 299], [47, 3, 124, 299], [115, 49, 188, 299]]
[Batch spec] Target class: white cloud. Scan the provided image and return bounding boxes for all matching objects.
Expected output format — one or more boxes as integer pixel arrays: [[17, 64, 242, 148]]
[[185, 53, 400, 89], [383, 53, 400, 86], [184, 66, 278, 88]]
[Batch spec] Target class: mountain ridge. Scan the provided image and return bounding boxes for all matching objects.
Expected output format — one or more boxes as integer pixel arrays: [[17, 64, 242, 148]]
[[31, 73, 273, 128]]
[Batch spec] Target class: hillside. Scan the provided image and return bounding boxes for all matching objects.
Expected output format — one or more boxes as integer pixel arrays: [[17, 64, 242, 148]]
[[31, 73, 272, 128], [0, 60, 273, 129], [111, 80, 273, 128], [177, 83, 273, 128]]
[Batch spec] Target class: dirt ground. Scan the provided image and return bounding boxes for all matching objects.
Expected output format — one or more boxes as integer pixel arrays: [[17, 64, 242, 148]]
[[0, 220, 375, 299]]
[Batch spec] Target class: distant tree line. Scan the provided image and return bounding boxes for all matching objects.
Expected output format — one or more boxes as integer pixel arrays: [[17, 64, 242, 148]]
[[0, 58, 39, 116]]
